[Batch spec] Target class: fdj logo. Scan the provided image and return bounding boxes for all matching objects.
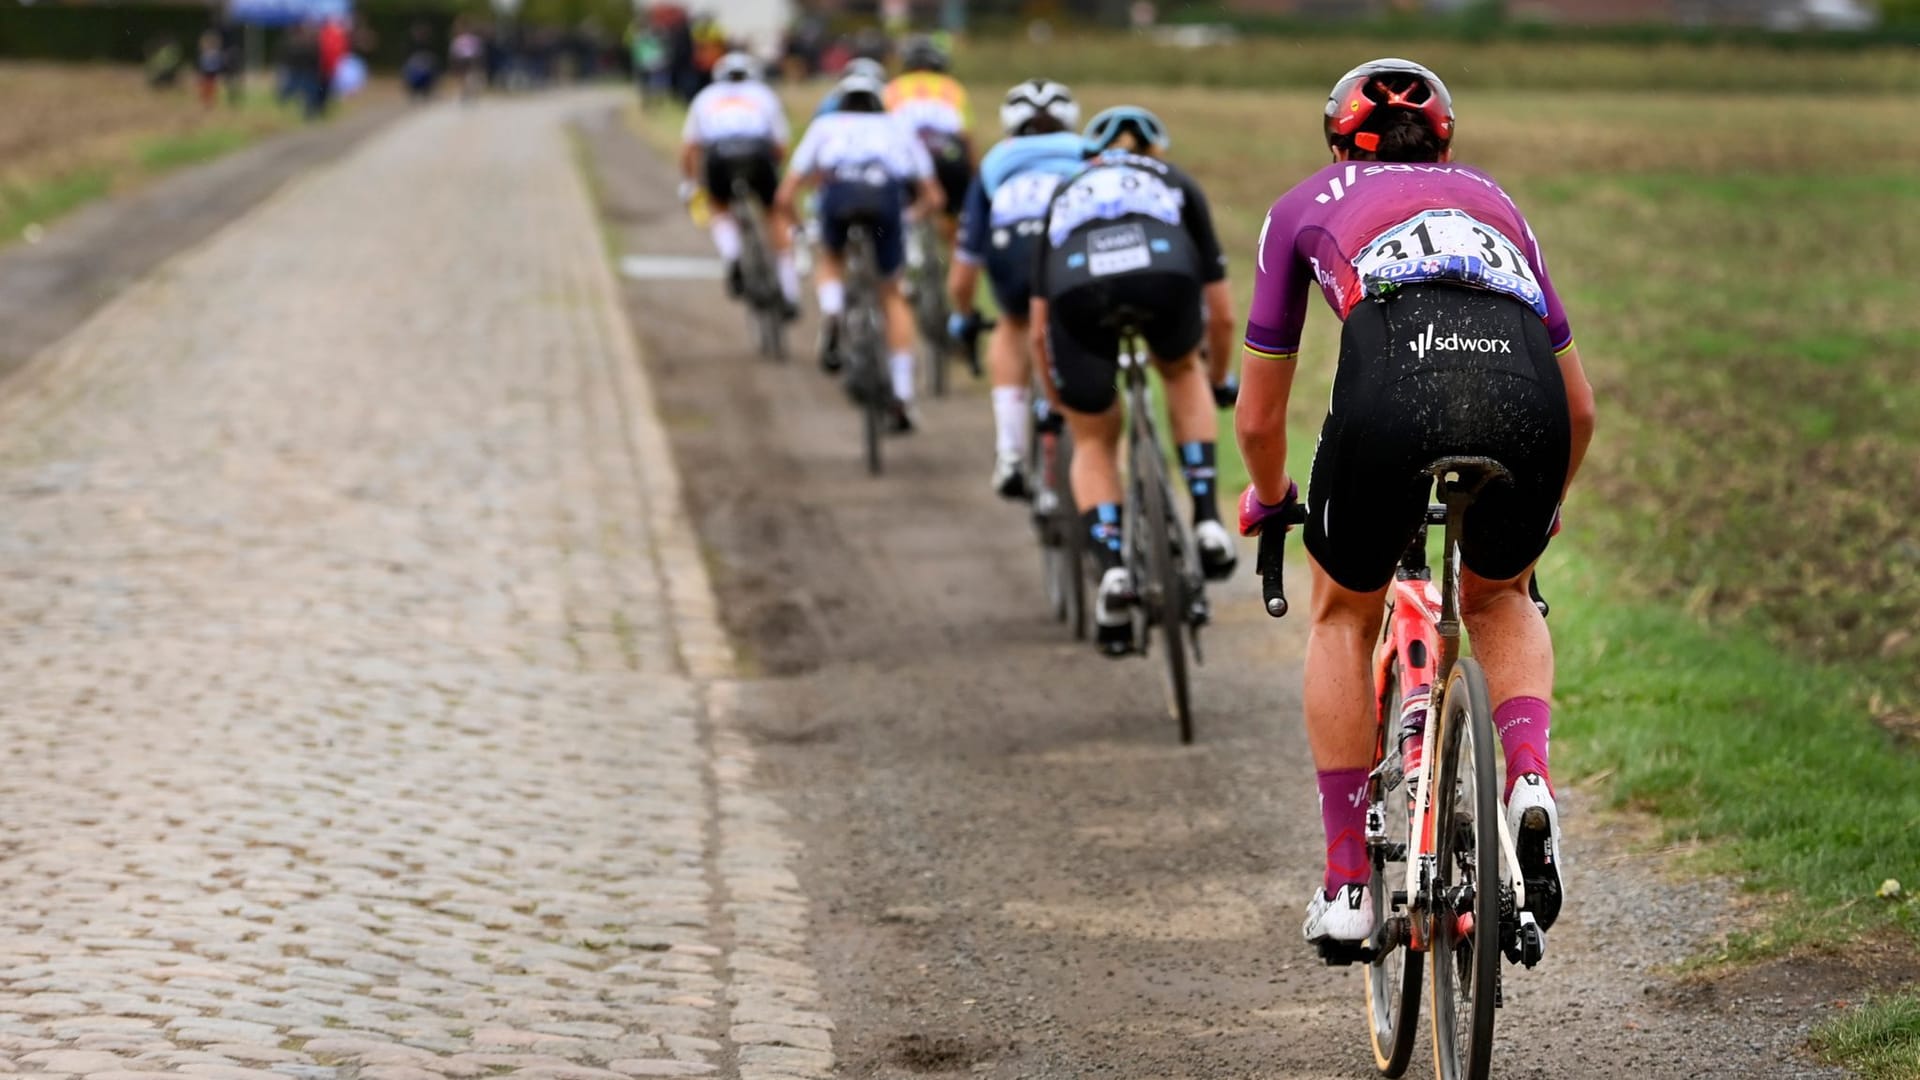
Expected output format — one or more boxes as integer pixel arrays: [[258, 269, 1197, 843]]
[[1407, 323, 1514, 361]]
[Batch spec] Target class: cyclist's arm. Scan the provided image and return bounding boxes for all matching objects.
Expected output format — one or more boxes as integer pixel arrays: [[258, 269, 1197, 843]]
[[1200, 280, 1235, 388], [948, 177, 989, 315], [679, 140, 701, 183], [773, 125, 823, 216], [1028, 232, 1061, 411], [1236, 202, 1311, 505], [1558, 342, 1595, 498], [1235, 347, 1297, 505]]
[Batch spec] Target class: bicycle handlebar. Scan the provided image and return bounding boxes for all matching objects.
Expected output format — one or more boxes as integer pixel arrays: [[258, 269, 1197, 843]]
[[1255, 504, 1311, 618]]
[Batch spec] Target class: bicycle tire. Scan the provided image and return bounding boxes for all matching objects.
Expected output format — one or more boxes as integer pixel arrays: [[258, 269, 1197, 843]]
[[1366, 668, 1423, 1078], [848, 227, 884, 476], [1134, 430, 1192, 743], [1057, 427, 1087, 641], [1429, 656, 1500, 1080], [1030, 414, 1067, 622], [732, 185, 786, 361]]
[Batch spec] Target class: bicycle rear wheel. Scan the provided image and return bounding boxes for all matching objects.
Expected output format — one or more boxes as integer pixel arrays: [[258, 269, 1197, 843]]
[[1366, 669, 1422, 1077], [1429, 657, 1500, 1080], [1056, 427, 1086, 641], [847, 228, 884, 477], [1133, 433, 1191, 743]]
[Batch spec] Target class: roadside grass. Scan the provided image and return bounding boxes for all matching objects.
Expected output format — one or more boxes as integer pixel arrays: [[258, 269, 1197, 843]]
[[0, 63, 336, 248], [1812, 991, 1920, 1080], [953, 33, 1920, 94]]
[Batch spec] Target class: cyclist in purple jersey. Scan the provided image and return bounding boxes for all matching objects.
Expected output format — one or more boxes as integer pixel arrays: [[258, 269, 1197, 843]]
[[1233, 59, 1597, 951]]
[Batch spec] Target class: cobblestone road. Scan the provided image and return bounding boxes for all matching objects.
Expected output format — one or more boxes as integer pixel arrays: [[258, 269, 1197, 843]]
[[0, 94, 829, 1080]]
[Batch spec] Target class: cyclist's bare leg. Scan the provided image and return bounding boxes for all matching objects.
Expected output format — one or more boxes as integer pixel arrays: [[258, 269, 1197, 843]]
[[1062, 403, 1123, 511], [1152, 349, 1225, 527], [989, 317, 1033, 465], [765, 202, 799, 304], [1461, 564, 1556, 789], [878, 278, 919, 404], [1304, 554, 1390, 900]]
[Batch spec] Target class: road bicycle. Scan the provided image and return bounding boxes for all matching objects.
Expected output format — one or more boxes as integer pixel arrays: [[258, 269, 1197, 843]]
[[1111, 311, 1211, 744], [1027, 389, 1086, 641], [905, 216, 961, 397], [730, 177, 787, 361], [1257, 458, 1550, 1080], [841, 221, 889, 477]]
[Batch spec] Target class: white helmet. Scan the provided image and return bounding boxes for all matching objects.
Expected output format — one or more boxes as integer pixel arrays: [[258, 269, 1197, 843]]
[[1000, 78, 1079, 136], [835, 71, 887, 111], [843, 56, 887, 82], [714, 51, 759, 83]]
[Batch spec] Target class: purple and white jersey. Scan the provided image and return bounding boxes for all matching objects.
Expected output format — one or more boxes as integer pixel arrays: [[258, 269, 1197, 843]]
[[1244, 161, 1574, 361]]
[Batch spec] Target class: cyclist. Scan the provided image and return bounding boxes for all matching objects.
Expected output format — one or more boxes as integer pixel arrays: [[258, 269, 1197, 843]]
[[947, 78, 1084, 498], [811, 56, 888, 117], [678, 51, 798, 316], [775, 71, 945, 432], [1233, 59, 1596, 950], [1030, 106, 1241, 656], [884, 37, 973, 250]]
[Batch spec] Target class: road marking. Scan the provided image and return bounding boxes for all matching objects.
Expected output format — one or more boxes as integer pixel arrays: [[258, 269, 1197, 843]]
[[620, 254, 725, 280]]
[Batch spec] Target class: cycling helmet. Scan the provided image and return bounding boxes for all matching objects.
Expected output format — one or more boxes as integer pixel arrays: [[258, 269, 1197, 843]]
[[1000, 79, 1079, 135], [1324, 58, 1454, 154], [1081, 105, 1169, 155], [901, 36, 948, 73], [843, 56, 887, 82], [834, 71, 887, 112], [713, 51, 759, 83]]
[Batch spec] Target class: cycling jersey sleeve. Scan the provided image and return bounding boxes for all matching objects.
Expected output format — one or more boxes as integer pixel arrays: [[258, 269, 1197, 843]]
[[1177, 171, 1227, 285], [680, 93, 704, 143], [1244, 191, 1314, 361], [1520, 219, 1575, 353], [787, 123, 822, 178], [956, 176, 990, 264], [905, 126, 935, 180], [762, 85, 791, 147]]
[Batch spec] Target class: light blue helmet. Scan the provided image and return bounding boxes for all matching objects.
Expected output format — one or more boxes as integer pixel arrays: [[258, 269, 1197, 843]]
[[1081, 105, 1170, 155]]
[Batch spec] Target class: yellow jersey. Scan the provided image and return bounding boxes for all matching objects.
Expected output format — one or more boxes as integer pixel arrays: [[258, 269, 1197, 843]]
[[884, 72, 971, 137]]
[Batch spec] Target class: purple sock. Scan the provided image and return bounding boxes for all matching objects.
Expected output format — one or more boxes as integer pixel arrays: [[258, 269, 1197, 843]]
[[1316, 767, 1371, 896], [1494, 695, 1553, 797]]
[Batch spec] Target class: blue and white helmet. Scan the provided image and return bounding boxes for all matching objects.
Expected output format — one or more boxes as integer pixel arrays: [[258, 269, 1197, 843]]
[[713, 51, 759, 83], [1000, 79, 1079, 135]]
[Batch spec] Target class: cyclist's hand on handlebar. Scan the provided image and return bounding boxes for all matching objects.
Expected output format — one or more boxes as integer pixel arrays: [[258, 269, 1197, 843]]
[[1211, 374, 1240, 409], [947, 311, 980, 344], [676, 179, 698, 206], [1549, 506, 1563, 538], [1238, 480, 1300, 538]]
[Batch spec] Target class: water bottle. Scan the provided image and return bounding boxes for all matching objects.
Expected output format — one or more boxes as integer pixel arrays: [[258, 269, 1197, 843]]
[[1399, 683, 1431, 780]]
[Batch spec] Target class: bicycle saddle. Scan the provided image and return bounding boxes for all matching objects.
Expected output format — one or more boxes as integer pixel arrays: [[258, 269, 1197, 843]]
[[1099, 304, 1156, 332], [1425, 456, 1511, 501]]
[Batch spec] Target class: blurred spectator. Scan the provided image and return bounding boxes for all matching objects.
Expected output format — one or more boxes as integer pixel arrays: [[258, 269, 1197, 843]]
[[316, 18, 349, 113], [403, 22, 439, 100], [450, 19, 485, 101], [145, 36, 184, 90], [195, 29, 226, 108], [628, 16, 669, 105], [690, 13, 725, 95], [277, 25, 327, 119]]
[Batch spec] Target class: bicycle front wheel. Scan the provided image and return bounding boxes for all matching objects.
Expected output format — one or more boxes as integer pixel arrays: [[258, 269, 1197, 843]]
[[1133, 435, 1191, 743], [1366, 669, 1422, 1077], [1429, 657, 1500, 1080]]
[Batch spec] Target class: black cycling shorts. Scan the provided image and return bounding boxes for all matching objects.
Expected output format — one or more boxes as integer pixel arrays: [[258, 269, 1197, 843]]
[[922, 133, 973, 219], [1305, 284, 1571, 593], [704, 138, 778, 208], [819, 179, 906, 278], [1044, 218, 1203, 415], [984, 229, 1038, 317]]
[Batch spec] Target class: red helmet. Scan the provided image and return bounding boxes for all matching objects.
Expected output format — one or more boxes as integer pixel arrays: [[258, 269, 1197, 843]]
[[1324, 58, 1454, 154]]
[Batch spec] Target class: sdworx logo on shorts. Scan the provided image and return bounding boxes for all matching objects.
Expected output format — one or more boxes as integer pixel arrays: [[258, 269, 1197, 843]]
[[1408, 323, 1514, 361]]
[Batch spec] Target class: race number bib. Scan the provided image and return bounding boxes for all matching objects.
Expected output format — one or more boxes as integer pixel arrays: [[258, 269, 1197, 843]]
[[991, 172, 1064, 229], [1047, 166, 1183, 247], [1087, 224, 1151, 276], [1351, 209, 1546, 316]]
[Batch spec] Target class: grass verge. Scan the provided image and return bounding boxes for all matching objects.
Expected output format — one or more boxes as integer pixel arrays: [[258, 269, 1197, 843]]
[[1812, 991, 1920, 1080]]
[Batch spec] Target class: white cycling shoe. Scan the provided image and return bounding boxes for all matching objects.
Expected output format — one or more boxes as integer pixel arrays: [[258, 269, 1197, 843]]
[[1303, 882, 1375, 946], [1193, 519, 1238, 581], [1506, 773, 1565, 931], [1093, 566, 1134, 657], [991, 453, 1029, 500]]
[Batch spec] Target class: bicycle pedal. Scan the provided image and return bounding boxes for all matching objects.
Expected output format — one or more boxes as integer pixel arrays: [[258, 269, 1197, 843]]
[[1505, 911, 1547, 969], [1314, 939, 1377, 967]]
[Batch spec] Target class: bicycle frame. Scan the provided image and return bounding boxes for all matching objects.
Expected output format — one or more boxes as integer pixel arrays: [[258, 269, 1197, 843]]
[[1374, 468, 1529, 955]]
